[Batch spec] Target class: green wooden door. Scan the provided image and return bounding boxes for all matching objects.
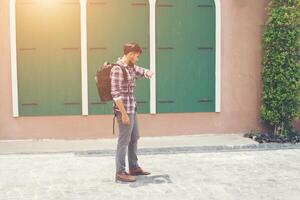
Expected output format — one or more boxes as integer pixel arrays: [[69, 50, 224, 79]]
[[156, 0, 216, 113], [87, 0, 150, 115], [16, 0, 82, 116]]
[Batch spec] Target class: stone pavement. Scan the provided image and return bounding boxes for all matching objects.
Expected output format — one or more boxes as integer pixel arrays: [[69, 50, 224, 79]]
[[0, 149, 300, 200]]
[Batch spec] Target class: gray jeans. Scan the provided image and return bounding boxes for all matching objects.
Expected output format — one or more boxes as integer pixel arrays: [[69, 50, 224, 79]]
[[115, 112, 140, 173]]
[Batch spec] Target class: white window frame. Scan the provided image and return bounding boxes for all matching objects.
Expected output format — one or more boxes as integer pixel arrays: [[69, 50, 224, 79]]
[[149, 0, 221, 113], [80, 0, 88, 116], [10, 0, 221, 117], [215, 0, 221, 113]]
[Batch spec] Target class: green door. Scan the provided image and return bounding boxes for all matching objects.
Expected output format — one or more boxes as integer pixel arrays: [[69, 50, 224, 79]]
[[156, 0, 216, 113], [87, 0, 150, 115], [16, 0, 82, 116]]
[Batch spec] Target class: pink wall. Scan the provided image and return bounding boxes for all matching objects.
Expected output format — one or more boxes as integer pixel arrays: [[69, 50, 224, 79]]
[[0, 0, 299, 139]]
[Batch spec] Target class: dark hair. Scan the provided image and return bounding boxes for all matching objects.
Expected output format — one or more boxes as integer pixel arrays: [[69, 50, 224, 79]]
[[123, 42, 143, 55]]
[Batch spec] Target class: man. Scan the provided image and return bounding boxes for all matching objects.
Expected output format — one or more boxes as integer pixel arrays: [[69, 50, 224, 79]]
[[110, 42, 154, 182]]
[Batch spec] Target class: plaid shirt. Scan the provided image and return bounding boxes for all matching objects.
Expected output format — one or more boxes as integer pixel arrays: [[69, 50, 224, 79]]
[[110, 57, 150, 115]]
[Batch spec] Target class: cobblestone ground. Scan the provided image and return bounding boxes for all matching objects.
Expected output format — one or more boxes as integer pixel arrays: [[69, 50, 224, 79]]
[[0, 149, 300, 200]]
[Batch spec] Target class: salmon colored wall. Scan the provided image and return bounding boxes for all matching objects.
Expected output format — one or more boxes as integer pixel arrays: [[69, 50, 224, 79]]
[[0, 0, 299, 139]]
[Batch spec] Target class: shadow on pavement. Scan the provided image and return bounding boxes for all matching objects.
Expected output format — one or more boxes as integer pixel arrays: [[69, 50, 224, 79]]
[[129, 174, 173, 187]]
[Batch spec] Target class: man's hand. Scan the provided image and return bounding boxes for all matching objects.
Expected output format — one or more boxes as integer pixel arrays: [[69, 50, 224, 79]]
[[121, 113, 130, 125], [145, 70, 154, 79], [114, 99, 130, 125]]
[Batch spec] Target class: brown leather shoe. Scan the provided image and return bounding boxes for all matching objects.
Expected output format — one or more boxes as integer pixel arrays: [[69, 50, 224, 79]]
[[129, 167, 151, 176], [115, 171, 136, 182]]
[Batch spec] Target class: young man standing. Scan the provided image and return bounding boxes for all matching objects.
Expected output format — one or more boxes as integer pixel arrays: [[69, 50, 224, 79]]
[[110, 42, 154, 182]]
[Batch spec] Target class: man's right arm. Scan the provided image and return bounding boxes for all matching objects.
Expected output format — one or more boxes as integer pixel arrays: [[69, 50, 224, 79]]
[[110, 66, 130, 125], [114, 99, 126, 116]]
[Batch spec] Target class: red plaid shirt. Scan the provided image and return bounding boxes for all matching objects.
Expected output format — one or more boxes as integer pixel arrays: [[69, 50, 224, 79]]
[[110, 57, 150, 115]]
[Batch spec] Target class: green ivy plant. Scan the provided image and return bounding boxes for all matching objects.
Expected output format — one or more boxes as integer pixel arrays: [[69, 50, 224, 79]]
[[261, 0, 300, 136]]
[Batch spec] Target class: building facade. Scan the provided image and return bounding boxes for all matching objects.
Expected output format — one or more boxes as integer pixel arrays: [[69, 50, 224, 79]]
[[0, 0, 299, 139]]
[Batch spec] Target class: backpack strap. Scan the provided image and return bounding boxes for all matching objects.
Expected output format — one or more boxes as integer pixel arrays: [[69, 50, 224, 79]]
[[113, 63, 130, 96], [113, 114, 116, 135], [113, 63, 128, 81]]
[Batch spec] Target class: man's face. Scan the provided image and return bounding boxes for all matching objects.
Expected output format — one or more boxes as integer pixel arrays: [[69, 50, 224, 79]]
[[127, 52, 140, 66]]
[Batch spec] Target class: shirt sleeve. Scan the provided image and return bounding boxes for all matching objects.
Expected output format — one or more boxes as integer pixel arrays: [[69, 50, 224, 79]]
[[134, 65, 150, 79], [110, 66, 123, 101]]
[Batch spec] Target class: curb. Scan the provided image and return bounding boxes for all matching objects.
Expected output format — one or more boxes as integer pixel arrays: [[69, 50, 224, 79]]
[[1, 142, 299, 156], [75, 143, 300, 157]]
